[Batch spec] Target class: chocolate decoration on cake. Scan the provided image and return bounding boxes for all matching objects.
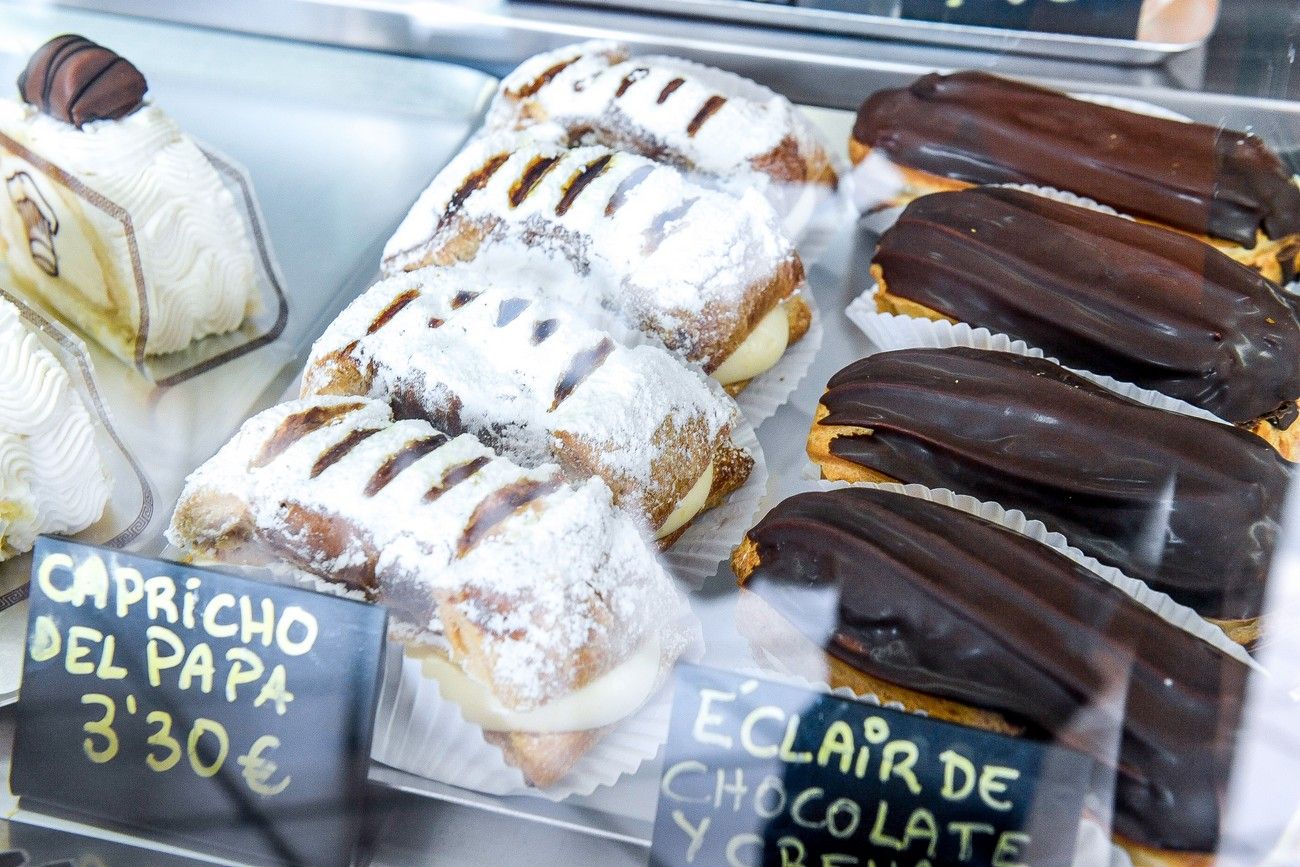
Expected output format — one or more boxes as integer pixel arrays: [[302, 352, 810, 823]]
[[17, 35, 147, 128], [874, 188, 1300, 426], [5, 171, 59, 276], [739, 486, 1248, 853], [853, 72, 1300, 247], [818, 348, 1291, 620]]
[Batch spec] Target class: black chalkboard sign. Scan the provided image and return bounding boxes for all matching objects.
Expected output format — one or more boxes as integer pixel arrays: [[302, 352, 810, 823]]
[[651, 665, 1094, 867], [899, 0, 1144, 39], [10, 538, 388, 867]]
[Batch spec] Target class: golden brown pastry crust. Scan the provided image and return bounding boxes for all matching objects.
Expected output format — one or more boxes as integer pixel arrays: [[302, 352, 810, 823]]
[[850, 141, 1300, 284], [805, 401, 896, 485], [869, 263, 1300, 461], [483, 729, 607, 790], [1114, 835, 1216, 867]]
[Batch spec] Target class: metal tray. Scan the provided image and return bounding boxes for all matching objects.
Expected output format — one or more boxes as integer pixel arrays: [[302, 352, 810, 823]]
[[537, 0, 1217, 65]]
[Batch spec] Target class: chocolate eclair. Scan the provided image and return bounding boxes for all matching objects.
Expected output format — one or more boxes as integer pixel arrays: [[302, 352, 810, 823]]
[[732, 486, 1250, 865], [851, 72, 1300, 283], [807, 348, 1292, 642], [871, 188, 1300, 457]]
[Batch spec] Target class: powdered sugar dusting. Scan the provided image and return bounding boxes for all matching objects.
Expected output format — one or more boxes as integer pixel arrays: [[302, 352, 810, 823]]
[[484, 41, 835, 210], [168, 395, 690, 709], [303, 266, 741, 524], [383, 136, 802, 371]]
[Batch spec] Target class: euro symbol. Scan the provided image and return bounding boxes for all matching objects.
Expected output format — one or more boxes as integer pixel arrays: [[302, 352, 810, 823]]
[[237, 735, 291, 796]]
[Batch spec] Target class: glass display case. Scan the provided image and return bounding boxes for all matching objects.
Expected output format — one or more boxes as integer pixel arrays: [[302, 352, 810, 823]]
[[0, 0, 1297, 864]]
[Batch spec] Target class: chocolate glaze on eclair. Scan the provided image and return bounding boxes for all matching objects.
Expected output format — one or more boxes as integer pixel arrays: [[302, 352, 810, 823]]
[[736, 486, 1248, 854], [813, 348, 1292, 621], [852, 72, 1300, 250], [873, 188, 1300, 429]]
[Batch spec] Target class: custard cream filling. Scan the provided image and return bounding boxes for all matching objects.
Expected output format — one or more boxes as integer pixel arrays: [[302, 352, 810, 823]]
[[420, 635, 662, 733], [713, 301, 790, 386], [655, 461, 714, 540]]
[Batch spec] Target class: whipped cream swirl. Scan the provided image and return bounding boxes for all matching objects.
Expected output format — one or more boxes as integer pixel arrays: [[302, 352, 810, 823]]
[[0, 100, 259, 358], [0, 296, 111, 559]]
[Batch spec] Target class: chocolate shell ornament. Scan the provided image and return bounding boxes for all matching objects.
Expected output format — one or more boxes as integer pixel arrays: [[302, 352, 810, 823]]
[[17, 34, 147, 128]]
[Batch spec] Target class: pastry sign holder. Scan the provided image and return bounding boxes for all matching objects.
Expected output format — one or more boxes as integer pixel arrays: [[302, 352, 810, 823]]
[[9, 539, 387, 867], [649, 665, 1094, 867]]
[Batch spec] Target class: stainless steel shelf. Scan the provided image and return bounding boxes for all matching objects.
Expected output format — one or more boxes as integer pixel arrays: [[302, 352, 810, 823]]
[[39, 0, 1219, 110]]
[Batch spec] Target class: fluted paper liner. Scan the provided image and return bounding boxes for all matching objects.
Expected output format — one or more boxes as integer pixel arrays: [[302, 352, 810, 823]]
[[370, 639, 680, 800], [778, 478, 1259, 668], [0, 132, 287, 384]]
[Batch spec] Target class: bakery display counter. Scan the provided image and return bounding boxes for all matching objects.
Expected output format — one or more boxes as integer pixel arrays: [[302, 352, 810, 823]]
[[0, 1, 1297, 866]]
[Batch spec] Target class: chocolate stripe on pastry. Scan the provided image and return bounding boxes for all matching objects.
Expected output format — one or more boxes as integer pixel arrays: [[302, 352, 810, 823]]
[[737, 487, 1247, 854], [439, 153, 509, 232], [550, 338, 615, 411], [615, 67, 648, 98], [368, 288, 421, 335], [509, 155, 563, 207], [311, 428, 381, 478], [252, 401, 365, 469], [875, 189, 1300, 427], [511, 57, 579, 99], [364, 434, 448, 496], [852, 72, 1300, 247], [458, 477, 563, 556], [556, 155, 613, 216], [657, 77, 685, 104], [816, 348, 1291, 620], [424, 456, 491, 503], [686, 95, 727, 137]]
